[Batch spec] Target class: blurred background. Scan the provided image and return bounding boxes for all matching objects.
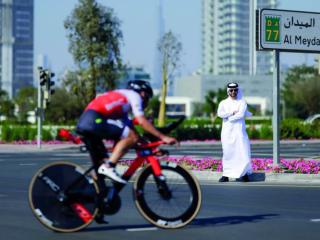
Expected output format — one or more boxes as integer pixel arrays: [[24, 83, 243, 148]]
[[0, 0, 320, 142]]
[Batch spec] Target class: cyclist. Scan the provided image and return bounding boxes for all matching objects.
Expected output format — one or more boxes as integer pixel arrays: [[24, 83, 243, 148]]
[[76, 80, 177, 184]]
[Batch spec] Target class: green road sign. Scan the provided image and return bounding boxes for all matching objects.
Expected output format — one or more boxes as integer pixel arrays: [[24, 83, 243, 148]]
[[265, 15, 280, 43]]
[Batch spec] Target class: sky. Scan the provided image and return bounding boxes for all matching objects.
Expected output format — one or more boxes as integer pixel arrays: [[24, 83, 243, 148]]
[[35, 0, 320, 79]]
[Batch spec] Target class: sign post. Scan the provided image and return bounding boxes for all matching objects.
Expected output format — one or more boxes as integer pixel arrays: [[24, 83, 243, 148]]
[[37, 67, 43, 149], [257, 9, 320, 165], [273, 50, 280, 165]]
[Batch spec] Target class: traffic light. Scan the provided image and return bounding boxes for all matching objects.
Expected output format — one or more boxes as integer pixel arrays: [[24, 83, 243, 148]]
[[38, 68, 55, 109], [39, 68, 48, 86], [46, 70, 55, 96], [43, 70, 55, 108]]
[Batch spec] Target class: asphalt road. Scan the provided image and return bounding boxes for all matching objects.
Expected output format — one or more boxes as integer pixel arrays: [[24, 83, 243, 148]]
[[166, 141, 320, 159], [0, 151, 320, 240], [32, 141, 319, 160]]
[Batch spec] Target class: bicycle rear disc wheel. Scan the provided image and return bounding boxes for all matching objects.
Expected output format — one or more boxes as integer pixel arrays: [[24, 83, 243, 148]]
[[28, 161, 99, 232], [133, 161, 202, 229]]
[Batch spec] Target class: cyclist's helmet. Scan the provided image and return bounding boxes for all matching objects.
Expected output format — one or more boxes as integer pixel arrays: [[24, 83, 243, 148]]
[[127, 80, 153, 99]]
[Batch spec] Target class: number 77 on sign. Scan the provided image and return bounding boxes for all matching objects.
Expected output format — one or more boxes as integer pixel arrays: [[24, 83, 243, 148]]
[[265, 16, 281, 43]]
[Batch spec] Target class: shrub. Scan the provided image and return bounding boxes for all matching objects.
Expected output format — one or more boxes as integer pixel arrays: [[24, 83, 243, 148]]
[[260, 124, 273, 139], [175, 125, 220, 141], [1, 124, 11, 142], [247, 125, 260, 139], [0, 125, 54, 142], [28, 127, 37, 140], [311, 121, 320, 138], [42, 128, 53, 141], [281, 119, 311, 139]]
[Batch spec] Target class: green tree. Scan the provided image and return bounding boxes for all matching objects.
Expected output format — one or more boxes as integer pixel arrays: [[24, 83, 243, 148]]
[[0, 90, 15, 121], [145, 96, 160, 122], [14, 87, 37, 122], [282, 65, 320, 118], [62, 69, 92, 108], [157, 31, 182, 127], [203, 89, 226, 122], [192, 102, 205, 117], [44, 87, 82, 124], [64, 0, 123, 101]]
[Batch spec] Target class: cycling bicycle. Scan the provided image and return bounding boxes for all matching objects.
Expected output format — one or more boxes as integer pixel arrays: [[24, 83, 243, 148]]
[[28, 121, 202, 232]]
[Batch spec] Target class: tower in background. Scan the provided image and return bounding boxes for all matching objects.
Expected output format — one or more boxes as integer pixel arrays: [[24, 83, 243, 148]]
[[0, 0, 34, 98], [153, 0, 165, 93], [202, 0, 277, 75]]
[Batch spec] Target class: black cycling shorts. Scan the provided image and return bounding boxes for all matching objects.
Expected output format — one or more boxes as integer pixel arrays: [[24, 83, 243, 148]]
[[76, 110, 132, 165]]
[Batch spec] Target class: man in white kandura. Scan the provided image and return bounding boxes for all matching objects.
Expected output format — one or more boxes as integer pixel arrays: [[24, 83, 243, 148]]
[[217, 82, 253, 182]]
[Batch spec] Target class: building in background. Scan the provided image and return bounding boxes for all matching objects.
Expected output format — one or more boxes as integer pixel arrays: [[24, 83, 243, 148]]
[[164, 96, 195, 118], [171, 0, 280, 117], [202, 0, 277, 75], [175, 74, 276, 115], [0, 0, 34, 98], [117, 65, 151, 89]]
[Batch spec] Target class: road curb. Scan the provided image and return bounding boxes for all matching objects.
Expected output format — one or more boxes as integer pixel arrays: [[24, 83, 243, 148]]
[[115, 166, 320, 184], [191, 171, 320, 184]]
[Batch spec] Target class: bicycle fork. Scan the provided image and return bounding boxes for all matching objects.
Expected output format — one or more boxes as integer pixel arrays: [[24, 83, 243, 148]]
[[147, 156, 172, 200], [154, 175, 172, 200]]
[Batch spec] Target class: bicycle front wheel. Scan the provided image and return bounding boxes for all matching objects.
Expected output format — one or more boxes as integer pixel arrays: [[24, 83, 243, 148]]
[[133, 161, 202, 229], [28, 161, 99, 232]]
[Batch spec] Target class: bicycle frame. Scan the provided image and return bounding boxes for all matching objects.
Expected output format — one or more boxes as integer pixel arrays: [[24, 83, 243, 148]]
[[112, 140, 165, 192], [62, 140, 166, 201]]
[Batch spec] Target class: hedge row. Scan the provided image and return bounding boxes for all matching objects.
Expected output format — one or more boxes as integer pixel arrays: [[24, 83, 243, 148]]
[[166, 118, 319, 140], [0, 119, 319, 142], [0, 125, 54, 142]]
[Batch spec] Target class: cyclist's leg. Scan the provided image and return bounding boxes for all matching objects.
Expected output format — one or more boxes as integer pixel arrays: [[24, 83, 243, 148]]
[[80, 134, 107, 178], [108, 129, 138, 164], [77, 110, 137, 183], [98, 128, 139, 183], [76, 110, 111, 168], [77, 134, 110, 223]]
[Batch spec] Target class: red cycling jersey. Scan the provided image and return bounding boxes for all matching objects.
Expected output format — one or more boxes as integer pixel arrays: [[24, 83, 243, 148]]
[[85, 89, 144, 119]]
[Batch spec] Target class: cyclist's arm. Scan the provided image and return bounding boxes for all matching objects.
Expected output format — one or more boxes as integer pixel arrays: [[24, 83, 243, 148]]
[[135, 115, 165, 139], [124, 90, 177, 144], [135, 115, 177, 144]]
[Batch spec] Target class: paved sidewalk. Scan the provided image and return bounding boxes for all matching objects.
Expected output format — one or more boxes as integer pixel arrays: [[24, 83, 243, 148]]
[[1, 139, 320, 152], [0, 143, 77, 152], [191, 171, 320, 184]]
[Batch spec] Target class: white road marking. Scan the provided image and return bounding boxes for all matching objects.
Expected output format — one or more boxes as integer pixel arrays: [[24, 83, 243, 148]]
[[53, 153, 89, 157], [310, 219, 320, 222], [200, 182, 320, 188], [19, 163, 36, 166], [252, 153, 309, 157], [126, 227, 158, 232], [181, 150, 219, 154]]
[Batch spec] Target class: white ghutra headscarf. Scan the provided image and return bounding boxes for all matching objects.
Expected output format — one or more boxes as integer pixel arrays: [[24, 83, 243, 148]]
[[227, 82, 252, 116], [227, 82, 243, 100]]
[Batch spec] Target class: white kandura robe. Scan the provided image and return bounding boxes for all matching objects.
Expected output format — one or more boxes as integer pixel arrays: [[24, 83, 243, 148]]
[[217, 95, 252, 178]]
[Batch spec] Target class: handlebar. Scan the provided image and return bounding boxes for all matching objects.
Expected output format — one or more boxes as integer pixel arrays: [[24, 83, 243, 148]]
[[142, 116, 185, 142], [135, 140, 165, 150]]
